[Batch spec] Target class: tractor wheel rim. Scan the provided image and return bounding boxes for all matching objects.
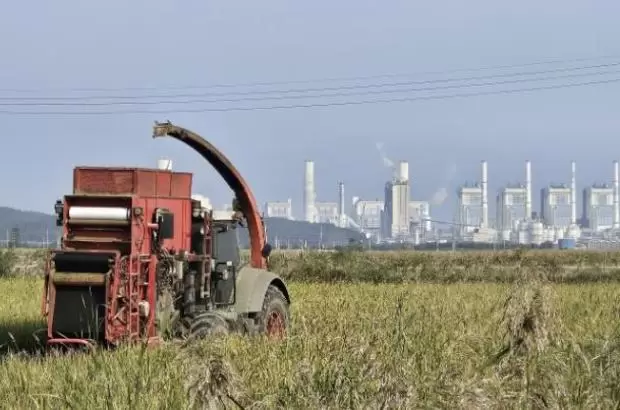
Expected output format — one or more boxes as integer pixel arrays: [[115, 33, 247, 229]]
[[266, 311, 285, 338]]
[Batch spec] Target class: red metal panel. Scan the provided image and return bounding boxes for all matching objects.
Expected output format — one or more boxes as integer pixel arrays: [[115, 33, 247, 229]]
[[155, 171, 172, 196], [171, 173, 193, 197], [141, 196, 192, 251], [137, 170, 157, 197], [74, 168, 136, 195], [72, 167, 193, 198]]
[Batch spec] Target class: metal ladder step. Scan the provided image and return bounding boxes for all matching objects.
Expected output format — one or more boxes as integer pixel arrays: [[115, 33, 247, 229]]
[[127, 267, 141, 339]]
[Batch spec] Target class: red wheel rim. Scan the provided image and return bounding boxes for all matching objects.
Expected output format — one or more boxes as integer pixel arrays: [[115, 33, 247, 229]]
[[266, 311, 286, 339]]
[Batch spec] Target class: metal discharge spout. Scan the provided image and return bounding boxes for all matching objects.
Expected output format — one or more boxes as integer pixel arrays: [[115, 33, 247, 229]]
[[152, 121, 267, 269]]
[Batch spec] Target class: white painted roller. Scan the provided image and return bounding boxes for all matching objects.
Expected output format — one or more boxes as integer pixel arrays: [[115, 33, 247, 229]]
[[68, 206, 130, 221]]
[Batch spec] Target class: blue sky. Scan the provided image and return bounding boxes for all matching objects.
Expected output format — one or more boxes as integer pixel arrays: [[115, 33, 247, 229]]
[[1, 1, 619, 222]]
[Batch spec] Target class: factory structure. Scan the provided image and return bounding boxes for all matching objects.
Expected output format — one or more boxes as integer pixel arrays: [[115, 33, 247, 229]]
[[261, 155, 620, 247], [455, 159, 620, 246], [263, 158, 432, 244]]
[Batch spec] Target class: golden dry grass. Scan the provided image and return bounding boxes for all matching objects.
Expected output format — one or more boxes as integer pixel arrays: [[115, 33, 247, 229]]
[[267, 248, 620, 283], [7, 247, 620, 283], [1, 275, 620, 408]]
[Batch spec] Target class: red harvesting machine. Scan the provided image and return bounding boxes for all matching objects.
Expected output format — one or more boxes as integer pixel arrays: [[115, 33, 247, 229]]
[[41, 121, 290, 348]]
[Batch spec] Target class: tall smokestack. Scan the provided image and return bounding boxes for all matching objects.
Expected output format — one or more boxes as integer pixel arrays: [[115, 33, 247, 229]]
[[614, 160, 619, 229], [570, 160, 577, 225], [398, 161, 409, 182], [481, 160, 488, 228], [525, 160, 532, 220], [304, 160, 316, 222], [338, 181, 345, 227]]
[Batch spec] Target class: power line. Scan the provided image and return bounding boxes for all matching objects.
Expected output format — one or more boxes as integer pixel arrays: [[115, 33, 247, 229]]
[[1, 76, 618, 116], [3, 60, 620, 102], [1, 67, 618, 107], [3, 53, 620, 93]]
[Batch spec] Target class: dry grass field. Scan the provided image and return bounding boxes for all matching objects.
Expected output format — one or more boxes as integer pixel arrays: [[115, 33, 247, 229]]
[[7, 247, 620, 282], [0, 248, 620, 408]]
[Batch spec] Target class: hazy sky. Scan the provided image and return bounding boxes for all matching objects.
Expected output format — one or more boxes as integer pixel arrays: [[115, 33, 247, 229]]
[[1, 1, 620, 222]]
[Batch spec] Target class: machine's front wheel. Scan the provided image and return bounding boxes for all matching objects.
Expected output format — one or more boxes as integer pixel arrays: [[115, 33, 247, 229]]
[[187, 312, 230, 340], [256, 284, 290, 339]]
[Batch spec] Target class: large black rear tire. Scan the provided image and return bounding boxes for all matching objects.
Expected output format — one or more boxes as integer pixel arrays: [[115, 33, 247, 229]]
[[255, 284, 290, 339]]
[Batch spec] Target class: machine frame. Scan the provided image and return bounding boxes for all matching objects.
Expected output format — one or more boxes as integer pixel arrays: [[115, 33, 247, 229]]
[[41, 122, 291, 349]]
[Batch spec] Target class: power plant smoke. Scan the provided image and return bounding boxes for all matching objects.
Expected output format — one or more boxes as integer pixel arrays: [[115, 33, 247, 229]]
[[375, 142, 395, 172], [430, 163, 457, 206]]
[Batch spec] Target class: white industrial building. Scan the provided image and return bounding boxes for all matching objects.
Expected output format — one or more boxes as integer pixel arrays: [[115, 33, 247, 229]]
[[351, 198, 384, 236], [263, 199, 293, 219], [379, 160, 433, 241], [495, 160, 533, 241], [409, 201, 431, 232], [582, 160, 620, 232], [496, 184, 528, 240], [315, 202, 339, 223], [540, 161, 577, 230], [456, 160, 490, 239], [540, 185, 573, 229], [582, 184, 614, 231], [456, 184, 484, 237], [470, 159, 582, 245], [382, 161, 411, 239], [493, 160, 580, 245]]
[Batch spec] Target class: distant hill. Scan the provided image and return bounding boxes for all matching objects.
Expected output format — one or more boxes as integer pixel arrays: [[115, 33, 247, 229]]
[[0, 207, 364, 248], [237, 218, 365, 249], [0, 207, 57, 244]]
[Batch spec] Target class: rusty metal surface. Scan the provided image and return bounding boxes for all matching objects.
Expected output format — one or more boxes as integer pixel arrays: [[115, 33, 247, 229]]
[[152, 121, 267, 269], [73, 167, 192, 198], [51, 272, 107, 286]]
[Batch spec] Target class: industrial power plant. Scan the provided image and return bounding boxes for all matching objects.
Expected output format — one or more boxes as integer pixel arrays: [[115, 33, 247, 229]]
[[453, 159, 620, 248], [263, 157, 620, 249], [265, 158, 431, 244]]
